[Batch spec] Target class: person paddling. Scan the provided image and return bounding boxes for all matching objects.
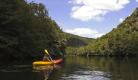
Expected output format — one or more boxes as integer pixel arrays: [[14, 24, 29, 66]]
[[43, 54, 51, 62]]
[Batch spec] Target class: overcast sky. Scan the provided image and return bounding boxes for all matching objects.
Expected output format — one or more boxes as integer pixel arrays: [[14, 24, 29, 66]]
[[27, 0, 138, 39]]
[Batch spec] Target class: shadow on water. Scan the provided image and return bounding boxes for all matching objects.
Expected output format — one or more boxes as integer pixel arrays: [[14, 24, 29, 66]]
[[1, 56, 138, 80]]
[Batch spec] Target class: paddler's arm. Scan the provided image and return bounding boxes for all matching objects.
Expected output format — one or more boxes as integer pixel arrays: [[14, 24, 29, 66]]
[[47, 57, 51, 62]]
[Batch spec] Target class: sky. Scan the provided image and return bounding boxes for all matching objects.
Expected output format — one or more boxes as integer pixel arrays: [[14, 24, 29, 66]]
[[26, 0, 138, 39]]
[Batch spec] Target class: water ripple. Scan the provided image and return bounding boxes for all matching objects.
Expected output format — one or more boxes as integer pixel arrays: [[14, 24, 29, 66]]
[[14, 65, 32, 68], [0, 65, 32, 72], [62, 70, 112, 80]]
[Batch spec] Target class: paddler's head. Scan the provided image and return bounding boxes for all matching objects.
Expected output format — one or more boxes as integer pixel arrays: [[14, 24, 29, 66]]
[[44, 54, 49, 57], [44, 54, 47, 57]]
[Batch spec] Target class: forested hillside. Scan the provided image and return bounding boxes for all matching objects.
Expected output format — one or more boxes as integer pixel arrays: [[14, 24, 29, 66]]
[[64, 33, 94, 55], [65, 33, 94, 47], [65, 7, 138, 56], [0, 0, 66, 59]]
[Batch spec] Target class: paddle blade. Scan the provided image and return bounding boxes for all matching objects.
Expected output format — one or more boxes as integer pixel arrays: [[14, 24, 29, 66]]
[[45, 49, 48, 54]]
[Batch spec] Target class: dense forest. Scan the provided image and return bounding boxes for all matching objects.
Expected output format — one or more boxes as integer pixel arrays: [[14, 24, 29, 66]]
[[0, 0, 67, 59], [65, 33, 94, 47], [65, 7, 138, 56], [64, 33, 94, 55]]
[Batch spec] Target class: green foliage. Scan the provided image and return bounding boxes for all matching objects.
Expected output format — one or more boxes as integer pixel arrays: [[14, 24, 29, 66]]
[[0, 0, 67, 59], [83, 7, 138, 56], [65, 33, 94, 47], [64, 33, 94, 55]]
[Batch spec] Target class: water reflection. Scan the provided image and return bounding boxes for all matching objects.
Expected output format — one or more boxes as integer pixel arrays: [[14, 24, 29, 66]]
[[33, 64, 62, 80], [61, 56, 138, 80]]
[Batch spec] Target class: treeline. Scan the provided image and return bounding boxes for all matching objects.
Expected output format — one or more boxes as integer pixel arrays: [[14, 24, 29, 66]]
[[0, 0, 66, 59], [65, 7, 138, 56]]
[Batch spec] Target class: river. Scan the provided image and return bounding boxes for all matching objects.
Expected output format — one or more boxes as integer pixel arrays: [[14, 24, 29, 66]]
[[0, 56, 138, 80]]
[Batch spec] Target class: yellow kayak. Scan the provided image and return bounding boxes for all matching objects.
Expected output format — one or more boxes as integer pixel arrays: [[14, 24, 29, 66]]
[[33, 59, 62, 65]]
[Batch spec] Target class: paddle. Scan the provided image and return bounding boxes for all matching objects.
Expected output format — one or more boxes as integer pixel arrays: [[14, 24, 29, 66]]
[[44, 49, 54, 65]]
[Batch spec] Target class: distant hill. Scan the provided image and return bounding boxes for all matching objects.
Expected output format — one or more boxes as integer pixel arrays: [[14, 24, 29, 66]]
[[64, 32, 95, 47]]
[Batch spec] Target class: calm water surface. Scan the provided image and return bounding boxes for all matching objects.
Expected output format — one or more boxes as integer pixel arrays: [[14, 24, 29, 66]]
[[0, 56, 138, 80]]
